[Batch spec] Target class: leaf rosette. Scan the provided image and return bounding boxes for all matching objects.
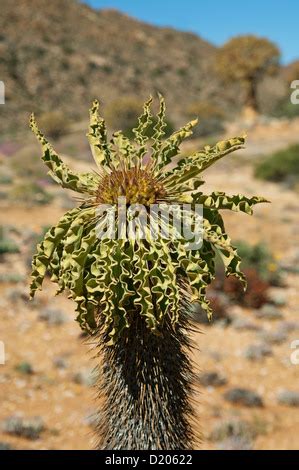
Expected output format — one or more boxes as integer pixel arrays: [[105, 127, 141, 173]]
[[30, 97, 268, 343]]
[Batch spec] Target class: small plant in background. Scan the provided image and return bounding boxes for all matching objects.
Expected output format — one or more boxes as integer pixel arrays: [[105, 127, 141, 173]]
[[221, 267, 270, 309], [271, 96, 299, 120], [9, 145, 53, 183], [198, 265, 270, 323], [235, 241, 282, 286], [15, 361, 34, 375], [0, 225, 20, 257], [255, 144, 299, 188], [30, 96, 266, 449], [211, 241, 282, 310], [105, 96, 145, 135], [10, 182, 53, 206], [38, 111, 70, 140], [8, 144, 54, 206], [0, 169, 13, 185]]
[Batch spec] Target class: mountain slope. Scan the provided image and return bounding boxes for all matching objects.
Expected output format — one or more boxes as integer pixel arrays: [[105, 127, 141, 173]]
[[0, 0, 238, 135]]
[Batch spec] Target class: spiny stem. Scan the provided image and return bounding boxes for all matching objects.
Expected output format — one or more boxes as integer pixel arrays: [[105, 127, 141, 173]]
[[94, 310, 198, 450]]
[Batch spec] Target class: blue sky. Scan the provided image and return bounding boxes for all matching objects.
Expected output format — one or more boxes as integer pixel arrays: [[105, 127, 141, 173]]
[[84, 0, 299, 64]]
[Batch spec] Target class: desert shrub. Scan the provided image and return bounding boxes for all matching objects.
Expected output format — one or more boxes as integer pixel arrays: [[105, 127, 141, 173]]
[[10, 182, 53, 205], [222, 268, 270, 309], [27, 96, 267, 449], [271, 96, 299, 119], [9, 144, 50, 182], [0, 190, 7, 200], [0, 175, 12, 184], [0, 273, 25, 283], [209, 419, 257, 443], [0, 168, 13, 184], [254, 144, 299, 186], [15, 362, 34, 375], [235, 241, 282, 286], [212, 241, 278, 307], [105, 97, 142, 133], [38, 111, 70, 140], [0, 226, 20, 255], [105, 97, 174, 138], [185, 101, 225, 137]]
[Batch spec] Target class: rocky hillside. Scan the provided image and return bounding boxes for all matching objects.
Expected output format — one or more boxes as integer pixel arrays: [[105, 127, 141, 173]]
[[0, 0, 242, 136]]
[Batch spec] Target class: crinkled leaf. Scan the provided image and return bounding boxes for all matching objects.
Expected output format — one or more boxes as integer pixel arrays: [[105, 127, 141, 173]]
[[30, 114, 97, 193]]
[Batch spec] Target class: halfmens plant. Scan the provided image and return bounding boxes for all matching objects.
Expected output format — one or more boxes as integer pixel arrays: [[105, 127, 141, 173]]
[[30, 96, 267, 449]]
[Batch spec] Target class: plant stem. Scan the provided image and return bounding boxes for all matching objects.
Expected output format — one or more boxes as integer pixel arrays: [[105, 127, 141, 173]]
[[95, 310, 197, 450]]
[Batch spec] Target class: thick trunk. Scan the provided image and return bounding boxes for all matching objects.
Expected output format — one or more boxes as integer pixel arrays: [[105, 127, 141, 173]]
[[245, 77, 258, 112], [95, 309, 197, 450]]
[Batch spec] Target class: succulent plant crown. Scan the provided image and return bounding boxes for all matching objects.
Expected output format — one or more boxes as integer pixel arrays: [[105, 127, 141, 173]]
[[30, 96, 267, 343]]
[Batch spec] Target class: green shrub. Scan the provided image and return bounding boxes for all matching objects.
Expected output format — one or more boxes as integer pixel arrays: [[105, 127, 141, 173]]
[[220, 267, 270, 308], [0, 239, 19, 255], [0, 273, 25, 283], [271, 96, 299, 119], [235, 240, 281, 285], [9, 144, 50, 182], [105, 97, 142, 133], [212, 241, 281, 306], [0, 226, 20, 255], [10, 182, 53, 205], [255, 144, 299, 186], [38, 111, 70, 140], [15, 362, 34, 375], [0, 169, 13, 184]]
